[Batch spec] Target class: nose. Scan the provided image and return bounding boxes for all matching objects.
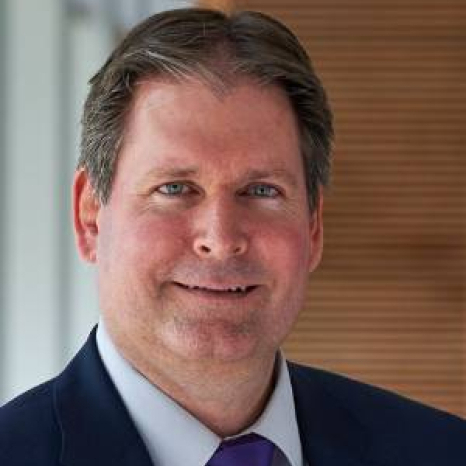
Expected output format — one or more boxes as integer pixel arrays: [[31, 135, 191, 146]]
[[192, 198, 248, 260]]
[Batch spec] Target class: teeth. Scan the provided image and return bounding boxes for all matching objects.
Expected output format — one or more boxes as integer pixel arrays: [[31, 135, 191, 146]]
[[228, 286, 247, 292], [183, 284, 249, 292]]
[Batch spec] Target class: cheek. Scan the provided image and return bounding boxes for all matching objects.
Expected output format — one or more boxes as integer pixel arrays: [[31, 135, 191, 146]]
[[257, 220, 311, 276], [131, 217, 186, 262], [256, 222, 310, 327], [98, 210, 188, 281]]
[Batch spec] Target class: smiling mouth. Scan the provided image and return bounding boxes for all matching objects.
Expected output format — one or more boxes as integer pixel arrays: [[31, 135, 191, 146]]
[[173, 282, 258, 296]]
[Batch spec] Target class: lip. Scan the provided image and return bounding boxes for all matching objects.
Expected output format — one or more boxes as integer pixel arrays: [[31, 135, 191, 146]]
[[172, 281, 259, 298]]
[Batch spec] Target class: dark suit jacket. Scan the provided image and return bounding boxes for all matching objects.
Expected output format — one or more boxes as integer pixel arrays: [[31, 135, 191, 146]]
[[0, 328, 465, 466]]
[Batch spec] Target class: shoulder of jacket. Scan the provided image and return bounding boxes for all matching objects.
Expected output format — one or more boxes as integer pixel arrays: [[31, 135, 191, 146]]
[[288, 361, 466, 464], [0, 378, 61, 464]]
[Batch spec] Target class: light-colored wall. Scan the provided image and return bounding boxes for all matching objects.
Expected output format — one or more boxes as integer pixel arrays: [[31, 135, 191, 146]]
[[4, 0, 69, 403], [0, 0, 7, 401], [1, 0, 104, 404]]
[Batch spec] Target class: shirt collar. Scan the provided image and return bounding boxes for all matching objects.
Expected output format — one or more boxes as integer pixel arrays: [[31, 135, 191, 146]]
[[96, 320, 303, 466], [241, 352, 303, 466]]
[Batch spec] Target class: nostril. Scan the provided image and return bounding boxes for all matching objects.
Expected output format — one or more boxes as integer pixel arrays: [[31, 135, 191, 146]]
[[193, 236, 248, 258], [233, 245, 244, 255]]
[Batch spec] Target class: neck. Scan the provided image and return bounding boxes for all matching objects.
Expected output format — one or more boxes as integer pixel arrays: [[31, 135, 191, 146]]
[[152, 357, 277, 437], [111, 332, 277, 437]]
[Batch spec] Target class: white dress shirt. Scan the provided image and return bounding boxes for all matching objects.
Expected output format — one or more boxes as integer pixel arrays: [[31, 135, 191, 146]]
[[96, 320, 306, 466]]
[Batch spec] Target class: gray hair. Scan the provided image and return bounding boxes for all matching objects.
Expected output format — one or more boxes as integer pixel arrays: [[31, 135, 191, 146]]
[[79, 7, 333, 211]]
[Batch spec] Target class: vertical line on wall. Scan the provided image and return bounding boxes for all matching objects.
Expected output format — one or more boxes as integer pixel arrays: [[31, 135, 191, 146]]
[[57, 1, 73, 366], [0, 0, 7, 401]]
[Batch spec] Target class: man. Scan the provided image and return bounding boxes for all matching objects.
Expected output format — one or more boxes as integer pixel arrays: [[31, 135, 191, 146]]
[[0, 7, 464, 466]]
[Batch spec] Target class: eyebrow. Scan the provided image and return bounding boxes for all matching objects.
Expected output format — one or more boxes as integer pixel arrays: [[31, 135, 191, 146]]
[[138, 166, 298, 188], [136, 167, 198, 191], [242, 169, 298, 188], [144, 166, 199, 179]]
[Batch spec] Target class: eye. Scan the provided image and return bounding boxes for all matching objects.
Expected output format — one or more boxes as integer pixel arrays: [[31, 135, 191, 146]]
[[158, 183, 191, 196], [245, 184, 280, 198]]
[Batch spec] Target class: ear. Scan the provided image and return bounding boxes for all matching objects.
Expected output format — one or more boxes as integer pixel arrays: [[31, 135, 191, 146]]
[[307, 190, 324, 273], [72, 168, 100, 263]]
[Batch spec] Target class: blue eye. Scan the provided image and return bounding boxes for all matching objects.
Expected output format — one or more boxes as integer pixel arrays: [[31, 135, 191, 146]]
[[246, 184, 280, 198], [158, 183, 189, 195]]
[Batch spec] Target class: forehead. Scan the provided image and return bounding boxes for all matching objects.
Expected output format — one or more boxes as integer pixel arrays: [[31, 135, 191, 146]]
[[118, 76, 303, 180], [128, 76, 296, 133]]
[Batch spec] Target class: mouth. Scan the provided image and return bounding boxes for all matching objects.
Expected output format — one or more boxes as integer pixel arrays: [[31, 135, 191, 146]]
[[173, 282, 258, 297]]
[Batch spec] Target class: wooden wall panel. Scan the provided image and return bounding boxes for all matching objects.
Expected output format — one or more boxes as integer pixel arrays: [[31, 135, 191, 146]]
[[199, 0, 466, 418]]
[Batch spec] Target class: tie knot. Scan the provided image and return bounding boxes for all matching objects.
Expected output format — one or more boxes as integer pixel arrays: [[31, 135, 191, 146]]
[[207, 433, 275, 466]]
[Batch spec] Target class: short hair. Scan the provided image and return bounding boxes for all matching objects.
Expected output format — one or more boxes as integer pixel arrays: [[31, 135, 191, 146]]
[[78, 7, 333, 211]]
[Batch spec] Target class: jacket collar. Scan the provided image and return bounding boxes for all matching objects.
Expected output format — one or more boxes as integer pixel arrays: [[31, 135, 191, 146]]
[[53, 328, 153, 466], [289, 362, 372, 466]]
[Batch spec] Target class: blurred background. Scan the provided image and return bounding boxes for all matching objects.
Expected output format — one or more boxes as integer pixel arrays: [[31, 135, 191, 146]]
[[0, 0, 465, 418]]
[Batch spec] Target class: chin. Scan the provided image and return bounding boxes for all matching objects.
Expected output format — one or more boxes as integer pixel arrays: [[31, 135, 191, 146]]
[[162, 320, 263, 364]]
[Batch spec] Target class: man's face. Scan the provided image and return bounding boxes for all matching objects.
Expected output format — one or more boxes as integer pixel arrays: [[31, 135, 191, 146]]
[[75, 77, 322, 369]]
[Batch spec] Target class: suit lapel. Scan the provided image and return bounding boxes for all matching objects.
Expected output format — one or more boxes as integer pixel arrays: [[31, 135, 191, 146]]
[[53, 328, 154, 466], [289, 362, 373, 466]]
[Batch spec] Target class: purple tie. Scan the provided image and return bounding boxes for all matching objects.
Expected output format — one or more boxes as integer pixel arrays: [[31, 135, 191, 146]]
[[206, 433, 275, 466]]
